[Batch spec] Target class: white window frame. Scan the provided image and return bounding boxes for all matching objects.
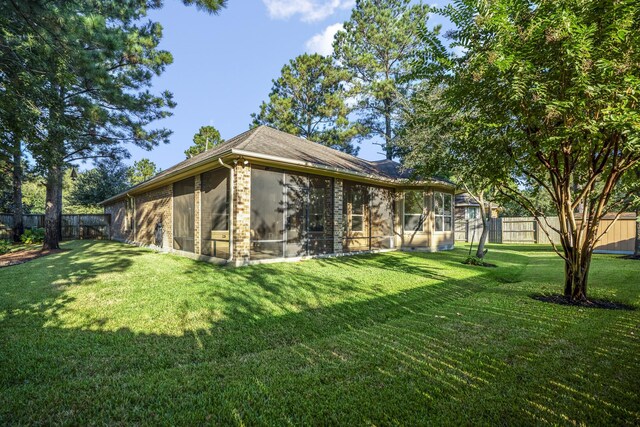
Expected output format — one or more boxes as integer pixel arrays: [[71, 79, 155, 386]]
[[403, 190, 425, 232], [434, 192, 453, 233], [350, 189, 365, 232]]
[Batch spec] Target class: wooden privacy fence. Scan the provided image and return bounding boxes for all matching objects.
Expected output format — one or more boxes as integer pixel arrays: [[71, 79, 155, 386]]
[[456, 213, 637, 254], [0, 214, 111, 241]]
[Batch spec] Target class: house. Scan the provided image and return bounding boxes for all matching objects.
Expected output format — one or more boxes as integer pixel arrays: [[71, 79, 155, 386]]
[[454, 193, 500, 242], [101, 126, 456, 266]]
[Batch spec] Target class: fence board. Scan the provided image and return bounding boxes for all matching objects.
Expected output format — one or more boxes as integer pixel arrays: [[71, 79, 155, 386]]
[[456, 213, 637, 255], [0, 214, 111, 241]]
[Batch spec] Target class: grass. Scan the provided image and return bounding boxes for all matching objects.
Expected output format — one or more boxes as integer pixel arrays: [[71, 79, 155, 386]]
[[0, 240, 639, 425]]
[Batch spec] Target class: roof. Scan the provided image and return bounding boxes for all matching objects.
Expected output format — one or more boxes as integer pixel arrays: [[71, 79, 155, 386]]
[[101, 126, 453, 205], [455, 193, 480, 207]]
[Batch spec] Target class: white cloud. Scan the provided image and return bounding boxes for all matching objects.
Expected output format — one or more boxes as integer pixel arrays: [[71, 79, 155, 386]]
[[305, 22, 343, 55], [263, 0, 354, 23]]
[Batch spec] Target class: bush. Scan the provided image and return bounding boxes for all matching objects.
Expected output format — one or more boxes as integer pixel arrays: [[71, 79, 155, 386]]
[[20, 228, 45, 244], [0, 240, 11, 254]]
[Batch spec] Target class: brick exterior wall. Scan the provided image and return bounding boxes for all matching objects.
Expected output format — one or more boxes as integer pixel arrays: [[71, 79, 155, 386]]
[[333, 178, 344, 254], [134, 185, 172, 248], [104, 199, 133, 242], [232, 162, 251, 265], [194, 174, 201, 255]]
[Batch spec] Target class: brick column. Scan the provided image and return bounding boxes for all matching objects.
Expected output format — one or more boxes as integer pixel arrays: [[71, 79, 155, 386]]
[[194, 174, 202, 255], [333, 178, 344, 254], [394, 190, 403, 249], [232, 162, 251, 265]]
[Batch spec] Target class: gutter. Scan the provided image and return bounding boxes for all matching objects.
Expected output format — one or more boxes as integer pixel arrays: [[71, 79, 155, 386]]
[[217, 158, 234, 263]]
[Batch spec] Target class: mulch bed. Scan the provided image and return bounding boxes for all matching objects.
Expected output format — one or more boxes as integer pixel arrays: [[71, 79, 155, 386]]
[[461, 260, 497, 268], [531, 293, 636, 311], [0, 248, 65, 268]]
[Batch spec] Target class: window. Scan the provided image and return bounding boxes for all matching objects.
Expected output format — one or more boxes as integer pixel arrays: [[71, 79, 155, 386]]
[[466, 206, 479, 220], [434, 192, 453, 232], [350, 188, 365, 232], [404, 190, 424, 232]]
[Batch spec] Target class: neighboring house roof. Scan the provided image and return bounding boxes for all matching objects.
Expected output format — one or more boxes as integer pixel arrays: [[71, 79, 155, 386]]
[[455, 193, 502, 212], [101, 125, 453, 205], [455, 193, 481, 207]]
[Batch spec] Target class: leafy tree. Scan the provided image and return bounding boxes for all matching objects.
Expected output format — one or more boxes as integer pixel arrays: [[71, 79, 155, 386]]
[[185, 125, 224, 158], [252, 53, 359, 154], [414, 0, 640, 300], [70, 158, 130, 207], [333, 0, 435, 159], [1, 0, 226, 250], [400, 86, 499, 258], [127, 158, 160, 185]]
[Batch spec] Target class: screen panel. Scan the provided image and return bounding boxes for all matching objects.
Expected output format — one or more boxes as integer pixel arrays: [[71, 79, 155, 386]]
[[173, 177, 195, 252], [308, 176, 333, 255], [285, 172, 308, 257], [371, 186, 394, 249], [343, 181, 370, 252], [201, 168, 229, 259], [250, 168, 285, 259]]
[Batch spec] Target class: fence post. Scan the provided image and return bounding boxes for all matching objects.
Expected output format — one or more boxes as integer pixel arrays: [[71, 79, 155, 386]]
[[534, 220, 539, 244]]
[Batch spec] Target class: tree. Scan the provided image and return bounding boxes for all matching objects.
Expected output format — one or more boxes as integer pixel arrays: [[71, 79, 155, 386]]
[[399, 86, 499, 259], [69, 158, 130, 207], [252, 53, 359, 154], [1, 0, 226, 250], [333, 0, 435, 159], [127, 158, 160, 185], [414, 0, 640, 300], [185, 125, 224, 158]]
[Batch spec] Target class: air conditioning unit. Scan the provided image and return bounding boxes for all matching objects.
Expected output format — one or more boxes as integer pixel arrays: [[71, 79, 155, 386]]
[[210, 231, 229, 240]]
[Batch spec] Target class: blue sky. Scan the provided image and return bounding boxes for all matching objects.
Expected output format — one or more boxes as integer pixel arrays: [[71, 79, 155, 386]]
[[124, 0, 452, 171]]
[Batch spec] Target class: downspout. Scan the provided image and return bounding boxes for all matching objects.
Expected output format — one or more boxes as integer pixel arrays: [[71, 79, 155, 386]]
[[218, 158, 234, 263]]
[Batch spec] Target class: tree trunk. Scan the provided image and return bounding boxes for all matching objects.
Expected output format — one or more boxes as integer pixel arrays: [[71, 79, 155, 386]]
[[475, 216, 490, 259], [635, 211, 640, 257], [564, 251, 591, 301], [11, 144, 24, 242], [43, 165, 63, 250], [384, 98, 393, 160]]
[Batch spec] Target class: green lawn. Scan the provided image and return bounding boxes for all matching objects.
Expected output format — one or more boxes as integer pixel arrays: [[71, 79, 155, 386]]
[[1, 241, 639, 425]]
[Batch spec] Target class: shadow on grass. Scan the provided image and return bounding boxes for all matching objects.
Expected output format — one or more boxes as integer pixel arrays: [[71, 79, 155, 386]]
[[531, 293, 637, 311], [0, 241, 638, 425]]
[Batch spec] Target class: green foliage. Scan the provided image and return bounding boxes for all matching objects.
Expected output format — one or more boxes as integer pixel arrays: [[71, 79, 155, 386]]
[[410, 0, 640, 298], [127, 158, 160, 185], [185, 126, 224, 158], [69, 158, 130, 206], [20, 228, 45, 244], [333, 0, 437, 159], [0, 0, 226, 246], [252, 53, 359, 154], [0, 240, 10, 254], [0, 241, 639, 424]]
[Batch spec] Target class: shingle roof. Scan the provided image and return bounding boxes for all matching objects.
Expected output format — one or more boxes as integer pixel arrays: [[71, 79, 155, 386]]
[[101, 125, 452, 205]]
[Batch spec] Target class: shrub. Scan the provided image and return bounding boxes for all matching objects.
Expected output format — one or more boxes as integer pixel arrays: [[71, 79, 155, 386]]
[[0, 240, 11, 254], [20, 228, 45, 244]]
